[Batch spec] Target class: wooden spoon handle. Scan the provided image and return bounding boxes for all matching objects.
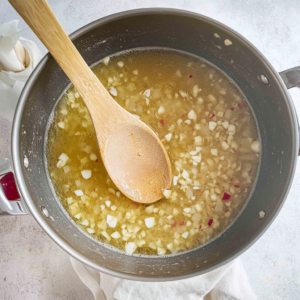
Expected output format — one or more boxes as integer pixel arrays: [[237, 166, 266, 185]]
[[9, 0, 116, 138]]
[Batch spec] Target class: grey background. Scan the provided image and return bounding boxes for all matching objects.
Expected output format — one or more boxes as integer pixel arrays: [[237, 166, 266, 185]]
[[1, 0, 300, 299]]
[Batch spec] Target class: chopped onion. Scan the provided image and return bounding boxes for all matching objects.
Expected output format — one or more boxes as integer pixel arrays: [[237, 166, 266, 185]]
[[251, 140, 260, 152], [194, 136, 202, 145], [163, 190, 172, 199], [165, 133, 172, 141], [90, 153, 97, 161], [179, 90, 187, 98], [193, 85, 199, 97], [81, 219, 89, 226], [59, 153, 69, 162], [108, 188, 115, 195], [75, 190, 84, 196], [93, 205, 100, 214], [107, 214, 118, 228], [145, 205, 154, 214], [158, 106, 165, 114], [144, 89, 151, 97], [125, 242, 137, 254], [192, 155, 201, 163], [63, 166, 70, 173], [101, 231, 111, 241], [173, 176, 179, 186], [188, 109, 197, 120], [67, 197, 74, 205], [215, 202, 224, 213], [111, 231, 121, 239], [145, 217, 156, 228], [228, 124, 236, 136], [182, 231, 189, 239], [222, 192, 231, 200], [176, 70, 182, 77], [204, 228, 213, 235], [110, 87, 118, 96], [87, 228, 95, 234], [81, 170, 92, 179], [74, 213, 81, 219], [211, 149, 218, 156], [103, 56, 110, 65], [192, 213, 201, 222], [224, 39, 232, 46], [182, 170, 189, 179], [209, 121, 217, 131], [221, 141, 230, 150]]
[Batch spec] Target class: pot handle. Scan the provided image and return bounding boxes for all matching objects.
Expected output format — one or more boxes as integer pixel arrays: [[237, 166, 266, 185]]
[[279, 67, 300, 89], [279, 67, 300, 155], [0, 158, 28, 216]]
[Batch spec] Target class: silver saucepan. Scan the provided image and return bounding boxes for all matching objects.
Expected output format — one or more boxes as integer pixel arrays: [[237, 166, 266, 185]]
[[1, 9, 299, 281]]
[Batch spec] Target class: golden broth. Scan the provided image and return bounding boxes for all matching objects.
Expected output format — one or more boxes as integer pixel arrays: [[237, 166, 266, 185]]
[[47, 49, 259, 255]]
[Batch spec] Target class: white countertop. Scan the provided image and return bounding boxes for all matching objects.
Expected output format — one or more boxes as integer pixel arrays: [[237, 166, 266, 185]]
[[1, 0, 300, 299]]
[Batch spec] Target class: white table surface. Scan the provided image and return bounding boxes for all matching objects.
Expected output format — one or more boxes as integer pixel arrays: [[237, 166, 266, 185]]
[[1, 0, 300, 299]]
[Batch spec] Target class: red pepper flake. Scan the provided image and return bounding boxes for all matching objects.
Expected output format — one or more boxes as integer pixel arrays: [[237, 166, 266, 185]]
[[189, 75, 193, 78], [179, 220, 184, 226], [230, 107, 234, 111], [184, 245, 189, 250], [234, 185, 240, 188], [209, 113, 215, 119], [208, 219, 213, 226], [224, 207, 230, 212], [94, 188, 97, 191], [249, 168, 252, 174], [95, 159, 98, 162], [136, 204, 139, 208], [172, 221, 177, 227], [159, 120, 165, 126], [238, 103, 246, 110], [181, 114, 185, 119], [252, 138, 257, 141], [199, 225, 202, 229], [222, 192, 231, 200]]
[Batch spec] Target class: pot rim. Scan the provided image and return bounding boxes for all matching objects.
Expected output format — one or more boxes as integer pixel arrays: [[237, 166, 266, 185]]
[[11, 8, 299, 281]]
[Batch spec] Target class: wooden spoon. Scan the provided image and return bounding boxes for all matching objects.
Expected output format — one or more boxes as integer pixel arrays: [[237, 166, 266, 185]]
[[9, 0, 172, 203]]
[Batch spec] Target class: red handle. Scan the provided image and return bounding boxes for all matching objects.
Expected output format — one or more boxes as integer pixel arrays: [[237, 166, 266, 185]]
[[0, 172, 20, 201]]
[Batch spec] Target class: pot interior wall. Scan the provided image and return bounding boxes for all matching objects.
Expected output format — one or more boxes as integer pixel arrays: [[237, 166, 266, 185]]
[[16, 10, 297, 280]]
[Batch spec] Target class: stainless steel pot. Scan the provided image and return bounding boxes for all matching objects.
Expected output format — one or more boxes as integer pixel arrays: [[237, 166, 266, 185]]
[[1, 8, 299, 281]]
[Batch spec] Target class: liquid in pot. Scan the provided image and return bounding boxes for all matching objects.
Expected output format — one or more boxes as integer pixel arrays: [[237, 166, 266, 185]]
[[47, 49, 260, 255]]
